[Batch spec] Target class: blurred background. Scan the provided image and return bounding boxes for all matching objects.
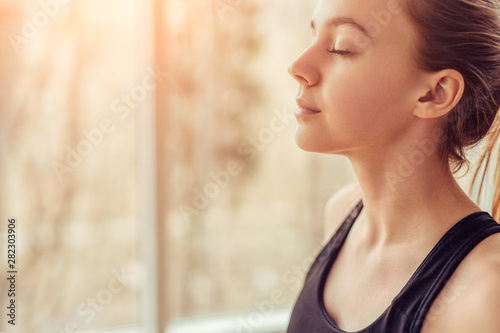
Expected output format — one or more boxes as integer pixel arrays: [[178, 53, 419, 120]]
[[0, 0, 494, 333]]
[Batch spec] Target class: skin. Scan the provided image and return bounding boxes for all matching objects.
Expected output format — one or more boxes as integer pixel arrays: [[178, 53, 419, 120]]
[[288, 0, 500, 331]]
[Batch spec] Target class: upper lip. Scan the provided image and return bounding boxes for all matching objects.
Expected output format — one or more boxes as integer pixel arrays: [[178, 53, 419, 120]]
[[296, 98, 320, 112]]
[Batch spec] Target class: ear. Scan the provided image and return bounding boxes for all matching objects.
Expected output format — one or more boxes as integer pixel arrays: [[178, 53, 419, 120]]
[[413, 69, 464, 119]]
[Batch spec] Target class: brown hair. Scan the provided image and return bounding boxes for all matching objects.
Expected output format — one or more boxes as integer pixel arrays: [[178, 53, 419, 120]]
[[404, 0, 500, 220]]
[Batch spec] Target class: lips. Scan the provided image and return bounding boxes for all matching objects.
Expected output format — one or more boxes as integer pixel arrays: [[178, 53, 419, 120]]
[[295, 98, 321, 116]]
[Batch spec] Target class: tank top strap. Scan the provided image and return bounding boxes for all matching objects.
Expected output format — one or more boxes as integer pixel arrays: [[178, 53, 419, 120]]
[[392, 211, 500, 333], [303, 199, 364, 282]]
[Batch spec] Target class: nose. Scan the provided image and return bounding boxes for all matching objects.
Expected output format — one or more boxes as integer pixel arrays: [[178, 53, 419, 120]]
[[288, 46, 320, 87]]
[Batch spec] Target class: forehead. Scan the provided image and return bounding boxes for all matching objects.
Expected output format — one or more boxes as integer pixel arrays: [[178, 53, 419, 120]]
[[311, 0, 410, 38]]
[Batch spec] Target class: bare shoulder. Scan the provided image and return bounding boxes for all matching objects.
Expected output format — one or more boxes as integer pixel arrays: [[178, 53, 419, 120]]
[[421, 232, 500, 333], [322, 182, 363, 243]]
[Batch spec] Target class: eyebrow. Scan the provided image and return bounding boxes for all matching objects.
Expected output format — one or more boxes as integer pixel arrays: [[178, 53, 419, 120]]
[[310, 17, 371, 37]]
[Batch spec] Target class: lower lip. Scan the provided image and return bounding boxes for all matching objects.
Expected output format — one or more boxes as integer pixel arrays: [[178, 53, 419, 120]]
[[295, 108, 321, 117]]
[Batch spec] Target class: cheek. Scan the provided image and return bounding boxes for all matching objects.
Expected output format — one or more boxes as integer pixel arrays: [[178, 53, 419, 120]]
[[322, 61, 415, 144]]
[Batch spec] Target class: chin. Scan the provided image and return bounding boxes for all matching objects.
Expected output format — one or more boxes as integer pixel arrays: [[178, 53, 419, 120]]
[[295, 131, 331, 154], [295, 129, 316, 151], [294, 129, 352, 156]]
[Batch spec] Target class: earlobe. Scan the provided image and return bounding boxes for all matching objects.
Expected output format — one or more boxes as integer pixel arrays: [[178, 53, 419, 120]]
[[414, 70, 464, 119]]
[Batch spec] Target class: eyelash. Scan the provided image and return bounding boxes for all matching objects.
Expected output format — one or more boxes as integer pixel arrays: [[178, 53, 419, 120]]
[[327, 49, 352, 57]]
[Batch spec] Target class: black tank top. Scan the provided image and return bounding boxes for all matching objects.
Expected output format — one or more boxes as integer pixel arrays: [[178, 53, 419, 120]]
[[287, 199, 500, 333]]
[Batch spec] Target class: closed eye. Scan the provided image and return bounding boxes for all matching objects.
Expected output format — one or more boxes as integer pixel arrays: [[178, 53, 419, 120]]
[[327, 49, 352, 56]]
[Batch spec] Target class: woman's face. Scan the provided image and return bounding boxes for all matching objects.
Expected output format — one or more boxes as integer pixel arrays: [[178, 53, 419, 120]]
[[289, 0, 427, 156]]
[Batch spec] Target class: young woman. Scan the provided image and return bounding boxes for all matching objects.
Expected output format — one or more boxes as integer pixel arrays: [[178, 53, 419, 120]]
[[286, 0, 500, 332]]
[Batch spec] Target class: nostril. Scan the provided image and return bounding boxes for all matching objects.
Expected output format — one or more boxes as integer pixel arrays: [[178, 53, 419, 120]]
[[293, 73, 310, 86], [288, 55, 314, 86], [289, 64, 308, 85]]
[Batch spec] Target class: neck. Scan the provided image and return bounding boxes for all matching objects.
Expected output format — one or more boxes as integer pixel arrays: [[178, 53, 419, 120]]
[[347, 147, 480, 250]]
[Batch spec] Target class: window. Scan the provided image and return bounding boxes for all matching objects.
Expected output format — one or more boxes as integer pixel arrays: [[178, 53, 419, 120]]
[[1, 0, 142, 331]]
